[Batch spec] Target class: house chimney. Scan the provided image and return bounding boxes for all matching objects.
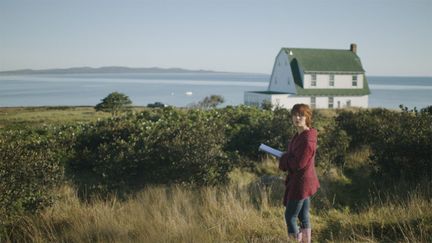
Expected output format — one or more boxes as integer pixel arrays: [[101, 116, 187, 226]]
[[350, 43, 357, 53]]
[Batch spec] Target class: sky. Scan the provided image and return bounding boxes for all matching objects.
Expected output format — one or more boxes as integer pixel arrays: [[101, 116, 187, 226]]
[[0, 0, 431, 76]]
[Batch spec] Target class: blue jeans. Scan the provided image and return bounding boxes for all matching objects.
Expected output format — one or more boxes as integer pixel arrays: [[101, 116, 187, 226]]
[[285, 197, 311, 234]]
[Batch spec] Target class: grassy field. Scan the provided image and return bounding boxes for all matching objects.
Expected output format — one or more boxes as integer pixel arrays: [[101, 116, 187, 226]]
[[1, 107, 431, 242], [0, 106, 105, 129], [0, 106, 151, 129]]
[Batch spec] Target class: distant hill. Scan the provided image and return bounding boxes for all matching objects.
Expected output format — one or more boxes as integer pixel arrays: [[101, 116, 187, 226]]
[[0, 66, 224, 75]]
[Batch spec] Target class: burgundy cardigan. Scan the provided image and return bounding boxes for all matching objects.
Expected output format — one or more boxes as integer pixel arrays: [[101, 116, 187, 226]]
[[279, 128, 320, 205]]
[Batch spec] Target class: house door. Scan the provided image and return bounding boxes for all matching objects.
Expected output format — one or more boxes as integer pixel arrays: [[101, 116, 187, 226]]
[[337, 101, 341, 108]]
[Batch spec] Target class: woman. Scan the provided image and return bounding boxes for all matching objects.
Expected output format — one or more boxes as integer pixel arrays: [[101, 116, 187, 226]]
[[279, 103, 320, 243]]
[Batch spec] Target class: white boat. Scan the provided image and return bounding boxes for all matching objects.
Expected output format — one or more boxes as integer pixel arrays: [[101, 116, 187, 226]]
[[185, 91, 193, 96]]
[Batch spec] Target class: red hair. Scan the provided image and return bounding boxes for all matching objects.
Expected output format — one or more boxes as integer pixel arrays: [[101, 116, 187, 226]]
[[291, 103, 313, 127]]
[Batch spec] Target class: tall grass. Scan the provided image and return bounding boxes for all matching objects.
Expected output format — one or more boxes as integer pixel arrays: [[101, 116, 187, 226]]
[[6, 184, 288, 243], [4, 178, 431, 243], [319, 182, 432, 242]]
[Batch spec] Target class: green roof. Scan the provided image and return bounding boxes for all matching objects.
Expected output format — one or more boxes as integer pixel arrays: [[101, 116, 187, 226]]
[[278, 47, 370, 96], [246, 91, 289, 95], [283, 48, 365, 73]]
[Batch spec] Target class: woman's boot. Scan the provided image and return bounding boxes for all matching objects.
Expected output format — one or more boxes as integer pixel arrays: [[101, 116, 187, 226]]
[[300, 228, 311, 243]]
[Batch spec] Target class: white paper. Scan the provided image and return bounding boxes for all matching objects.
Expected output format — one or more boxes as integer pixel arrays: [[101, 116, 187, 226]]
[[258, 144, 283, 158]]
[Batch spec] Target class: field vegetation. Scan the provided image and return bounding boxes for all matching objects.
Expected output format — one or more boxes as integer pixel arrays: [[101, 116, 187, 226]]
[[1, 105, 431, 242]]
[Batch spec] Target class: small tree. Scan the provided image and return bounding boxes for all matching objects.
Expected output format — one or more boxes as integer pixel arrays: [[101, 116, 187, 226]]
[[261, 100, 273, 110], [95, 92, 132, 115], [420, 105, 432, 114], [197, 95, 225, 109]]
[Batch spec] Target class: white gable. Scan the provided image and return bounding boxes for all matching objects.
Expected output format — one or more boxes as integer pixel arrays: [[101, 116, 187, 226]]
[[267, 50, 297, 94]]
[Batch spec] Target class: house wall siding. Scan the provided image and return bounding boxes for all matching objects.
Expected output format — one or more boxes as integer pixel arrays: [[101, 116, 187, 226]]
[[304, 74, 364, 89], [267, 51, 296, 93], [271, 95, 368, 109], [244, 93, 368, 109], [314, 95, 368, 108]]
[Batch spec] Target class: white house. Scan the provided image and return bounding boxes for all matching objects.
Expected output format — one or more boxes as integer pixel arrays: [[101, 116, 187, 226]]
[[245, 44, 370, 109]]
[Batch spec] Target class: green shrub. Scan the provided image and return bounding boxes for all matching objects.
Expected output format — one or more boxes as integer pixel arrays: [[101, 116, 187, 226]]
[[221, 106, 294, 162], [68, 108, 231, 195], [337, 108, 432, 181], [0, 129, 64, 227], [316, 124, 351, 169]]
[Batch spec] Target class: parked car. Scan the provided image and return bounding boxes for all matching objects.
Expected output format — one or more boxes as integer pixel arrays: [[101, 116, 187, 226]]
[[147, 102, 168, 108]]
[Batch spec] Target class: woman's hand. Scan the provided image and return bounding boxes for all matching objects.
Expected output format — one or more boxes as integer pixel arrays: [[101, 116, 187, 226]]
[[279, 152, 290, 171]]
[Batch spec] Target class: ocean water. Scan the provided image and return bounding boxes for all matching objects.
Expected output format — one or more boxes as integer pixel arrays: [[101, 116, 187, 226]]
[[0, 73, 431, 109]]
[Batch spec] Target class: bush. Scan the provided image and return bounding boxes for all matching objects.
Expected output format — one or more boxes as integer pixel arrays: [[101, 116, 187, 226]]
[[337, 108, 432, 181], [316, 124, 351, 169], [221, 106, 294, 162], [0, 129, 64, 227], [68, 108, 231, 196]]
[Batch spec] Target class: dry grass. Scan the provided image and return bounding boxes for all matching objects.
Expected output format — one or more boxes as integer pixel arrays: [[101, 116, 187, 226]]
[[5, 177, 431, 243], [6, 183, 289, 243], [319, 185, 432, 243]]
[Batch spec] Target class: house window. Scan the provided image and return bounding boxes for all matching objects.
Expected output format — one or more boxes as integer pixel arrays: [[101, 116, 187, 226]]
[[310, 97, 316, 109], [352, 75, 358, 86], [328, 97, 334, 108], [311, 74, 317, 86], [329, 74, 335, 87], [347, 100, 351, 107]]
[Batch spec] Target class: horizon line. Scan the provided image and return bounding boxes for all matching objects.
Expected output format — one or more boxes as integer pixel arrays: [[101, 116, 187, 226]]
[[0, 66, 431, 78]]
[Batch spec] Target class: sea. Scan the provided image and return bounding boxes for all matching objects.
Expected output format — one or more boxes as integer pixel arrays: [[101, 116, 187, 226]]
[[0, 73, 431, 110]]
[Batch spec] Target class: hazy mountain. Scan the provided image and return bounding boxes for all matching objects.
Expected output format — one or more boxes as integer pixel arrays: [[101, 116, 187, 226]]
[[0, 66, 223, 75]]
